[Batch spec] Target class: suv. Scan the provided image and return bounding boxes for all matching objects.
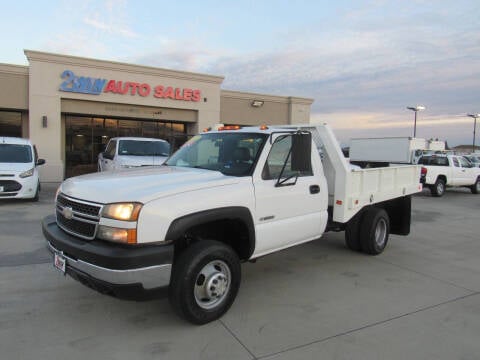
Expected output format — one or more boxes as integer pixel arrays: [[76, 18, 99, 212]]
[[98, 137, 170, 172], [0, 137, 46, 201]]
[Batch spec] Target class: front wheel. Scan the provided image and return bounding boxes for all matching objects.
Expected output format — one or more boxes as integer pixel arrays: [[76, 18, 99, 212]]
[[360, 208, 390, 255], [169, 240, 241, 325], [31, 181, 40, 202], [471, 178, 480, 194]]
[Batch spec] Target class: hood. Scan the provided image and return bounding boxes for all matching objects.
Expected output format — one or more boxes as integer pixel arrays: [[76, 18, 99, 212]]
[[0, 162, 34, 174], [60, 166, 241, 204], [116, 155, 168, 168]]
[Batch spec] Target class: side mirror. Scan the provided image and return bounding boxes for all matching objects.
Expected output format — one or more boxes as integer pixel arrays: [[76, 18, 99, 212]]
[[36, 159, 46, 166], [291, 132, 312, 172]]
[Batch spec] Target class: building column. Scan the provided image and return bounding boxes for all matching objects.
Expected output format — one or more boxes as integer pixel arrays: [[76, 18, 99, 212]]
[[28, 95, 64, 182]]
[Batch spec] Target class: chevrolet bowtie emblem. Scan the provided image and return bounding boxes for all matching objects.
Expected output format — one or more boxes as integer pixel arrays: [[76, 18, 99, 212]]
[[62, 206, 74, 220]]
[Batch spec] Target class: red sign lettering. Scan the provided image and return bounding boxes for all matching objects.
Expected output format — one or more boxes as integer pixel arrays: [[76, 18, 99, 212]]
[[103, 78, 200, 101]]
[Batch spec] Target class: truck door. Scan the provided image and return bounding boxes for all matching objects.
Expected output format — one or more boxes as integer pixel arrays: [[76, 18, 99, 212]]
[[251, 134, 328, 256], [449, 156, 461, 186], [458, 156, 474, 185]]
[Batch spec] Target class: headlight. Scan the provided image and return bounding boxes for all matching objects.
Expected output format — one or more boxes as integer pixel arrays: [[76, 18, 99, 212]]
[[102, 203, 142, 221], [19, 168, 34, 178]]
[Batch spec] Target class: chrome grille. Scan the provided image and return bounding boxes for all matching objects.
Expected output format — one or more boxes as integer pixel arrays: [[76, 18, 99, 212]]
[[56, 193, 102, 240]]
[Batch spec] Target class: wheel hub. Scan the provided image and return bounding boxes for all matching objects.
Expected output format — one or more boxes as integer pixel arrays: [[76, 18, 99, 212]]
[[206, 273, 228, 298], [194, 260, 231, 310], [375, 218, 387, 247]]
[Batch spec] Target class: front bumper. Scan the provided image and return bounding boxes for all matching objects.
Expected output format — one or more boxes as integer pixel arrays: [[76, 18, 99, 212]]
[[42, 214, 174, 300], [0, 175, 38, 199]]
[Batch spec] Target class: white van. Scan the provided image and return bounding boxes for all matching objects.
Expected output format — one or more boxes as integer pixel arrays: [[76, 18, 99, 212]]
[[0, 137, 46, 201], [98, 137, 170, 172]]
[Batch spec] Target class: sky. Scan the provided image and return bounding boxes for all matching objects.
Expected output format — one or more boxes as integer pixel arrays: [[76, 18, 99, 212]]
[[1, 0, 479, 146]]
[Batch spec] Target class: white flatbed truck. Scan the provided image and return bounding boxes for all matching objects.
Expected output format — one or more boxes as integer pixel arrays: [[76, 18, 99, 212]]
[[42, 124, 422, 324]]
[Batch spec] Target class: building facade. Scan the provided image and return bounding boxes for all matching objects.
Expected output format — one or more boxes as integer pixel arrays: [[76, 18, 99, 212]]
[[0, 50, 313, 182]]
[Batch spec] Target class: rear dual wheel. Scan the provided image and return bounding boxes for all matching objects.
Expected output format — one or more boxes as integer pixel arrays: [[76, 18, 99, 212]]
[[345, 207, 390, 255]]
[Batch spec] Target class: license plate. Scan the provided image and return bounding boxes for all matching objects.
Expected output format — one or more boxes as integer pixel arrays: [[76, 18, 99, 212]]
[[54, 252, 66, 274], [0, 186, 4, 192]]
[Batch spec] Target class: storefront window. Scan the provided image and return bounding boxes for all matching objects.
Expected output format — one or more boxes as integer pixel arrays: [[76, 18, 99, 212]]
[[0, 111, 22, 137], [64, 115, 187, 178]]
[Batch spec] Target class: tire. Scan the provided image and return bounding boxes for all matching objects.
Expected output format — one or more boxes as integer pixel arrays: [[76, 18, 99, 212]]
[[169, 240, 241, 325], [359, 208, 390, 255], [31, 181, 40, 202], [431, 178, 446, 197], [345, 212, 363, 252], [471, 178, 480, 194]]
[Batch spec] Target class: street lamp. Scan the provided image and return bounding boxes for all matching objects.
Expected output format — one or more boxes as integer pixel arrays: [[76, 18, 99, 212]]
[[467, 113, 479, 153], [407, 105, 426, 138]]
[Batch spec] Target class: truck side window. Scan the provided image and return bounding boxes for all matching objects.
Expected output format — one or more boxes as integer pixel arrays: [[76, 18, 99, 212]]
[[453, 158, 459, 167], [262, 135, 312, 180], [458, 157, 470, 168]]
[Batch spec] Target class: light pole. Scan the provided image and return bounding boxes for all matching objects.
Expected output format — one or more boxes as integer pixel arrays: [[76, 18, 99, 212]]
[[467, 113, 479, 153], [407, 105, 426, 138]]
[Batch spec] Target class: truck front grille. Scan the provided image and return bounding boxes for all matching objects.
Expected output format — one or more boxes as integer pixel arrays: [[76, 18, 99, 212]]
[[56, 193, 102, 240]]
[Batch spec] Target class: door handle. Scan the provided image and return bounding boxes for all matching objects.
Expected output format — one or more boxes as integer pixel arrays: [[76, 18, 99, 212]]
[[310, 185, 320, 194]]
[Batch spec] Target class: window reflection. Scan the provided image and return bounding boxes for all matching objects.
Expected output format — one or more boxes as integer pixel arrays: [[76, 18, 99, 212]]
[[0, 111, 23, 137], [65, 115, 187, 178]]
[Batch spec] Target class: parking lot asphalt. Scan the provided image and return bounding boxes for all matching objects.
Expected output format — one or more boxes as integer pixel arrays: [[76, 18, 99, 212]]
[[1, 184, 479, 360]]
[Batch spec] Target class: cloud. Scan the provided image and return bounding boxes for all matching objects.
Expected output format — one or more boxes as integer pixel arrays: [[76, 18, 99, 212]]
[[132, 40, 227, 73], [83, 14, 138, 39], [311, 111, 475, 146], [43, 0, 138, 58]]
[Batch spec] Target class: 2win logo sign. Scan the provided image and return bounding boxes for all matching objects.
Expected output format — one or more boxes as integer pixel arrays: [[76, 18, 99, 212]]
[[59, 70, 201, 102]]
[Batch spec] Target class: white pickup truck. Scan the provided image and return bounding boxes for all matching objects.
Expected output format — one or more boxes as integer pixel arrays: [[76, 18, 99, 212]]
[[418, 154, 480, 196], [42, 124, 422, 324]]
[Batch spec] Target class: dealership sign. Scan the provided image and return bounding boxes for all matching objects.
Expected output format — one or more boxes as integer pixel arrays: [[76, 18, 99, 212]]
[[59, 70, 201, 101]]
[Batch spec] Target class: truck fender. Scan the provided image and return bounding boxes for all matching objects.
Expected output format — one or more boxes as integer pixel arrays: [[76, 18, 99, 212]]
[[165, 206, 256, 260]]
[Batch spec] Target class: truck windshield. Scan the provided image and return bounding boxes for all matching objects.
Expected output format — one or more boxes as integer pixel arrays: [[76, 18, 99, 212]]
[[166, 132, 268, 176], [118, 140, 170, 157], [0, 144, 33, 163]]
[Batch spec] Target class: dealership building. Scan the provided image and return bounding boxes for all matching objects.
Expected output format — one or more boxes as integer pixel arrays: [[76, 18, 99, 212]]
[[0, 50, 313, 182]]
